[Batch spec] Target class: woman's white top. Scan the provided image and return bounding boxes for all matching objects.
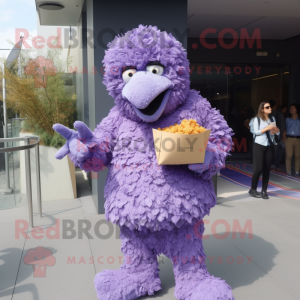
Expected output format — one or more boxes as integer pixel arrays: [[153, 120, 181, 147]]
[[253, 117, 280, 146]]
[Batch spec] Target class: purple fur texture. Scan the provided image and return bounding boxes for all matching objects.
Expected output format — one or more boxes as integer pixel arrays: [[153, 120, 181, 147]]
[[55, 25, 234, 299], [102, 25, 190, 122], [95, 222, 234, 300]]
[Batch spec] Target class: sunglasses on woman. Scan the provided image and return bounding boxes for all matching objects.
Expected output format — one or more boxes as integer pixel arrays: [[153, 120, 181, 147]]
[[264, 106, 271, 109]]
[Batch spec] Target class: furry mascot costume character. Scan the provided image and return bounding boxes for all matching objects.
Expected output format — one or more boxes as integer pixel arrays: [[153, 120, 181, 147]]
[[53, 25, 234, 300]]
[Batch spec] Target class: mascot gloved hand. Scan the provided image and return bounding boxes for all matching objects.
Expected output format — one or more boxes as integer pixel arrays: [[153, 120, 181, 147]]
[[53, 25, 234, 300], [53, 122, 95, 161]]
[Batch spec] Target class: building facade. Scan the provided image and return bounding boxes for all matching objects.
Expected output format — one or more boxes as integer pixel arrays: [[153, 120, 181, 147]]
[[35, 0, 300, 212]]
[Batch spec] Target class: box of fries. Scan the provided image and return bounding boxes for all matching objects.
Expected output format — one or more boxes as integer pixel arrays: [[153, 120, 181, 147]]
[[152, 119, 211, 165]]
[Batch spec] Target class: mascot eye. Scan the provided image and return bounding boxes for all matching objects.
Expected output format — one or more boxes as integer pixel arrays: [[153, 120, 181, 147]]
[[146, 65, 164, 76], [122, 69, 137, 83]]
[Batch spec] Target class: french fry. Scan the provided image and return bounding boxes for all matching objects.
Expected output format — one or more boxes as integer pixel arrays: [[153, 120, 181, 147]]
[[158, 119, 206, 134]]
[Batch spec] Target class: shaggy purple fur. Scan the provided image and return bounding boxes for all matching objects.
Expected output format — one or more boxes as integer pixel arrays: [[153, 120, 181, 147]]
[[53, 25, 234, 300]]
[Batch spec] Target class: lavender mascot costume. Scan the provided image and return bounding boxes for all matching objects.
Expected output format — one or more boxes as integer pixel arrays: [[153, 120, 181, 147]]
[[53, 25, 234, 300]]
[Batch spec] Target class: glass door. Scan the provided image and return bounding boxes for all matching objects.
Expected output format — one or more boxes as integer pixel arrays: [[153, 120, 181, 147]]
[[190, 63, 229, 119], [228, 64, 289, 159], [0, 118, 24, 209], [189, 62, 290, 159]]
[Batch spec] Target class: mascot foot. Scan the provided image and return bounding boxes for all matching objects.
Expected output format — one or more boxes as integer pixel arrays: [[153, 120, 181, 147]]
[[94, 268, 161, 300], [175, 271, 234, 300]]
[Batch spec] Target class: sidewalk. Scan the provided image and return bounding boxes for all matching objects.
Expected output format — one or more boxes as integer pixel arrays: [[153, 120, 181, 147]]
[[0, 171, 299, 300]]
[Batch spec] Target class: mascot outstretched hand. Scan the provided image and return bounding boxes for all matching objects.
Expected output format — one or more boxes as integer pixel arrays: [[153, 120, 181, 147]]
[[53, 25, 234, 300]]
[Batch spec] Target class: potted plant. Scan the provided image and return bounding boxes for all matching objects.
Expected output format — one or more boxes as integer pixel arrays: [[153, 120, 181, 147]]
[[0, 36, 78, 201]]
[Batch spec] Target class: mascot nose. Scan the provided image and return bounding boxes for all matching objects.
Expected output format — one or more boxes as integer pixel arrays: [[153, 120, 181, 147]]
[[122, 71, 174, 109]]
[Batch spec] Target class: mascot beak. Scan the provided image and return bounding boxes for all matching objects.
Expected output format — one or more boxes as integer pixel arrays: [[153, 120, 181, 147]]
[[122, 71, 174, 122]]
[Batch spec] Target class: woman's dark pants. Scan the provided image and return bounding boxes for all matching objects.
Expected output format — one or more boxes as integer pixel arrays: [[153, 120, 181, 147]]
[[251, 143, 273, 191]]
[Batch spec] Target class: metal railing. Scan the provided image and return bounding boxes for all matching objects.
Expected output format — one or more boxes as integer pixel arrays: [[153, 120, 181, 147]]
[[0, 118, 24, 194], [0, 136, 42, 228]]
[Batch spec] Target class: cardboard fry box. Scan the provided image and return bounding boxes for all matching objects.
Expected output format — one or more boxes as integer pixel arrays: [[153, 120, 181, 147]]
[[152, 129, 211, 165]]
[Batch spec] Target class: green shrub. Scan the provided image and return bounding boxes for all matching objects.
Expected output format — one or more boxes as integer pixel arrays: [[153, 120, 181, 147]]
[[1, 35, 77, 149]]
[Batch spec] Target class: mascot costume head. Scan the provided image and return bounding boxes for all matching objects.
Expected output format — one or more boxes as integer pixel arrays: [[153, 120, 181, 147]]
[[53, 25, 234, 300]]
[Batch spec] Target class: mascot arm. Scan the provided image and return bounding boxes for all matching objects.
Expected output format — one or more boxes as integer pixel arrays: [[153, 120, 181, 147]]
[[188, 97, 233, 180], [53, 107, 121, 172]]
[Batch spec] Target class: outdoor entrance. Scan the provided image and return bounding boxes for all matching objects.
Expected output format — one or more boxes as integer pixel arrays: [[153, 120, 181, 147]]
[[190, 63, 290, 159]]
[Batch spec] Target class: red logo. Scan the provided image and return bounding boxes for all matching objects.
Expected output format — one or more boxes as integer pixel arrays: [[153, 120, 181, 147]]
[[24, 56, 57, 88], [23, 246, 56, 277]]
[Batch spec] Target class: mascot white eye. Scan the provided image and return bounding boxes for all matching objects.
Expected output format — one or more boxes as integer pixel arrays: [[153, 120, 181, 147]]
[[122, 69, 136, 83], [146, 65, 164, 76]]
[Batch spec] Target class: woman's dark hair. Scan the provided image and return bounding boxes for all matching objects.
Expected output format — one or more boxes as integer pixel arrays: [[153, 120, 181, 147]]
[[289, 103, 299, 118], [257, 102, 270, 121]]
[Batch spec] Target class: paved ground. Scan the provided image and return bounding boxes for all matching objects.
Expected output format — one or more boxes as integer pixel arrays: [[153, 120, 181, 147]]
[[0, 169, 299, 300]]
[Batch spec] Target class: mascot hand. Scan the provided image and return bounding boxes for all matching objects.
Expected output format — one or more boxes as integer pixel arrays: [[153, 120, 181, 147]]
[[188, 150, 214, 174], [53, 121, 96, 162]]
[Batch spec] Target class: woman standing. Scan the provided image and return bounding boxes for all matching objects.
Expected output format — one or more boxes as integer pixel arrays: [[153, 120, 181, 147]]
[[283, 104, 300, 177], [249, 102, 280, 199]]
